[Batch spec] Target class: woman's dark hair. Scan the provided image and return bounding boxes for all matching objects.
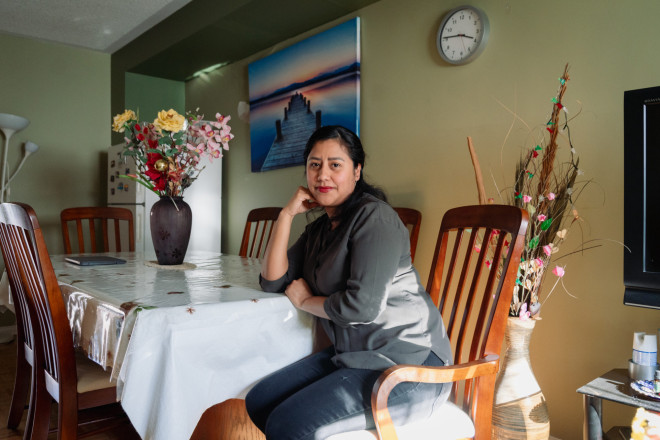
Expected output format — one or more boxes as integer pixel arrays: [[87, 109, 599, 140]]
[[303, 125, 387, 225]]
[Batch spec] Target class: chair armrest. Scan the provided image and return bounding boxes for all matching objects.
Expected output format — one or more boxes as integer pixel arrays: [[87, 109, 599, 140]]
[[371, 354, 499, 440]]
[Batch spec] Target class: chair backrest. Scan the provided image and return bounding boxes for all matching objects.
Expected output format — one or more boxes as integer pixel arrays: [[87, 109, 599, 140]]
[[239, 207, 282, 258], [0, 204, 37, 436], [0, 203, 79, 411], [426, 204, 528, 439], [0, 230, 35, 365], [392, 207, 422, 262], [61, 206, 134, 254]]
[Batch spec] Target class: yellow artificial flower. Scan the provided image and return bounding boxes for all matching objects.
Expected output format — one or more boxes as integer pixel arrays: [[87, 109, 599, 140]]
[[112, 109, 137, 133], [153, 109, 185, 133]]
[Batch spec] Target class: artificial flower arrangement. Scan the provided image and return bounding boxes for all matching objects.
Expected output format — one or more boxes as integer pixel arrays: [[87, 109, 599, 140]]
[[111, 108, 233, 197], [631, 408, 660, 440], [470, 64, 600, 319], [505, 64, 584, 319]]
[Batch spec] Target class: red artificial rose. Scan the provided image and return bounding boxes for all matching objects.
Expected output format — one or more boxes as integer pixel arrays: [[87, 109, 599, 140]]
[[145, 152, 167, 191]]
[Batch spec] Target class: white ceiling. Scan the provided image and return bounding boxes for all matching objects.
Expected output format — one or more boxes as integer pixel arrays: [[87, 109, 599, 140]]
[[0, 0, 382, 81], [0, 0, 191, 53]]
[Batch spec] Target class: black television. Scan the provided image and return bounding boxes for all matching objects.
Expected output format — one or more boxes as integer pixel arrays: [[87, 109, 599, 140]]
[[624, 85, 660, 309]]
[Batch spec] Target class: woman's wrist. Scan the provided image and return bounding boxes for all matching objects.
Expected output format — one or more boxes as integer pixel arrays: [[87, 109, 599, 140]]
[[299, 296, 329, 319], [279, 209, 296, 222]]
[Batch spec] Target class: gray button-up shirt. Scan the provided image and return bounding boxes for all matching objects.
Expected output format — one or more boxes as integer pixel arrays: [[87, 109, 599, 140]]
[[260, 194, 451, 370]]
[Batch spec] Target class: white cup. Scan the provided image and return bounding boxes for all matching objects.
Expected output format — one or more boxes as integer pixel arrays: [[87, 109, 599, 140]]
[[633, 332, 657, 366]]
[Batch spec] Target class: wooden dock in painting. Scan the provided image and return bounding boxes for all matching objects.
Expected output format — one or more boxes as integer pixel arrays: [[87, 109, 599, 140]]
[[261, 92, 321, 171]]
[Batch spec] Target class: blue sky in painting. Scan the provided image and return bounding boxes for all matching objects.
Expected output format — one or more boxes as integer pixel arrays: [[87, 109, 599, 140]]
[[249, 18, 360, 101]]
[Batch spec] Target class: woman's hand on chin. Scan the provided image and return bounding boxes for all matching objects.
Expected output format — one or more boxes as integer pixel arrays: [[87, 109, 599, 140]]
[[283, 186, 319, 218]]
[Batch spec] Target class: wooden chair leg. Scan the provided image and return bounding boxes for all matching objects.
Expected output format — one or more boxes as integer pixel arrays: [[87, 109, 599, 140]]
[[30, 384, 52, 440], [24, 378, 35, 440], [58, 398, 79, 440], [7, 352, 30, 428], [189, 399, 265, 440]]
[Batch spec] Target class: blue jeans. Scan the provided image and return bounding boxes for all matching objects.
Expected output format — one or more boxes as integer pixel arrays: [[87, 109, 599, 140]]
[[245, 347, 450, 440]]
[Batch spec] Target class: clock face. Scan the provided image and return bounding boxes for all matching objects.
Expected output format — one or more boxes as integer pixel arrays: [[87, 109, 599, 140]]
[[437, 6, 490, 65]]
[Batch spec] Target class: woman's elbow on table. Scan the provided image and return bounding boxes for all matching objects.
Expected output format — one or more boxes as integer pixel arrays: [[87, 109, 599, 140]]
[[258, 273, 288, 293], [324, 295, 384, 327]]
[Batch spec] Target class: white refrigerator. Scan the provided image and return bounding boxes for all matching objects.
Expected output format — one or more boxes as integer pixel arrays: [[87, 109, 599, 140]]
[[107, 144, 222, 258]]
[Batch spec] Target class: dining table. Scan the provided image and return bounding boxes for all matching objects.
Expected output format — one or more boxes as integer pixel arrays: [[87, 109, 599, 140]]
[[50, 251, 315, 440]]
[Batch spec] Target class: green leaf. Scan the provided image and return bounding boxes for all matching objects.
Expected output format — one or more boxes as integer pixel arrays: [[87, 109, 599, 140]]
[[119, 174, 159, 196], [528, 236, 539, 249], [540, 218, 553, 231]]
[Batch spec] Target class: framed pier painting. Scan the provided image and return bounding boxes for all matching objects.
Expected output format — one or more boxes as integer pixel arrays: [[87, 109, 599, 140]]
[[248, 17, 361, 172]]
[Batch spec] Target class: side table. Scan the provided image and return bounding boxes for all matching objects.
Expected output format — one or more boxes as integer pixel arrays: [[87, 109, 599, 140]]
[[577, 368, 660, 440]]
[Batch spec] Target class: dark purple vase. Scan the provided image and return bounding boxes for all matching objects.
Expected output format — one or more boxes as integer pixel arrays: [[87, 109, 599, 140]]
[[150, 196, 192, 265]]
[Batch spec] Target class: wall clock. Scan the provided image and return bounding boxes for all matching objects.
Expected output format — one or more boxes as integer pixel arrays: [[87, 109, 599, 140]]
[[436, 5, 490, 65]]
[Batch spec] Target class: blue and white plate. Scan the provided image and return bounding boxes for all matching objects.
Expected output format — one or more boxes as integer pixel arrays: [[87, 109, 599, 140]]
[[631, 380, 660, 400]]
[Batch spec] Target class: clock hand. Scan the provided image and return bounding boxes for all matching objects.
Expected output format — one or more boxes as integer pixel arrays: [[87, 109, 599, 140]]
[[459, 35, 467, 54], [443, 34, 475, 40]]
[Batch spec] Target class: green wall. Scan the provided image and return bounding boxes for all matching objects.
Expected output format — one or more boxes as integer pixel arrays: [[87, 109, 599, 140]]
[[186, 0, 660, 438], [124, 72, 185, 123], [0, 33, 110, 254]]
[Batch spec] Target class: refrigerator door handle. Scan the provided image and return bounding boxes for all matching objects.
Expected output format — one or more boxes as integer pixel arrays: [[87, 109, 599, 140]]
[[136, 210, 143, 244]]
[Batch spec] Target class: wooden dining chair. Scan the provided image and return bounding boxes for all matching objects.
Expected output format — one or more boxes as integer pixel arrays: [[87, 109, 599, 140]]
[[328, 204, 528, 440], [392, 207, 422, 263], [239, 207, 282, 258], [1, 217, 37, 439], [60, 206, 134, 254], [0, 202, 128, 439], [190, 399, 265, 440]]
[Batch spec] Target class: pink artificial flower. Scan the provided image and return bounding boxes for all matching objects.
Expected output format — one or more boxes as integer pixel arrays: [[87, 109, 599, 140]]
[[474, 245, 481, 253], [547, 192, 556, 200], [552, 266, 565, 277], [543, 245, 553, 256], [518, 303, 530, 320], [522, 195, 532, 203], [208, 149, 222, 161], [215, 113, 231, 128], [186, 143, 204, 155], [220, 131, 234, 150], [537, 214, 547, 222], [534, 258, 544, 268], [485, 260, 492, 268]]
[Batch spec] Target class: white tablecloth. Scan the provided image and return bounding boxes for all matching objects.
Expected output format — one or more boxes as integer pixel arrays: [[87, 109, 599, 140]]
[[50, 251, 314, 440]]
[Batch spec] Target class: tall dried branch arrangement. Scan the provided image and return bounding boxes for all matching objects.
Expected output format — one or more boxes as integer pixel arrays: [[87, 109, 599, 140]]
[[507, 63, 587, 317], [468, 65, 618, 319]]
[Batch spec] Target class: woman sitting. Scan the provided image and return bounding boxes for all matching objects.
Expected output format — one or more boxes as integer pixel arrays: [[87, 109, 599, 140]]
[[245, 125, 451, 439]]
